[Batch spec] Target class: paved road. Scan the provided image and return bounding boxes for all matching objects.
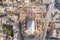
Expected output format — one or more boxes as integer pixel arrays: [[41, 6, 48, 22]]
[[13, 24, 21, 40]]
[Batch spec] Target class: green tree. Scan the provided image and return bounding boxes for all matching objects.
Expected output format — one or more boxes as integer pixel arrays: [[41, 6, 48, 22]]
[[42, 22, 44, 29], [43, 13, 47, 18], [3, 28, 13, 36], [2, 26, 13, 36], [0, 0, 2, 2], [48, 22, 51, 27], [31, 0, 35, 2]]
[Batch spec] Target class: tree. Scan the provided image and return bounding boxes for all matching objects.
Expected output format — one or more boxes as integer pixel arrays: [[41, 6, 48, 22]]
[[3, 27, 13, 36], [42, 22, 44, 29], [48, 21, 51, 27], [0, 0, 2, 2], [31, 0, 35, 2], [43, 12, 47, 18], [2, 25, 13, 37]]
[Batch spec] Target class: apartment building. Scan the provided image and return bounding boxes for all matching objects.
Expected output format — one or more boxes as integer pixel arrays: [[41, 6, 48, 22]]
[[2, 0, 18, 3], [42, 0, 51, 4]]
